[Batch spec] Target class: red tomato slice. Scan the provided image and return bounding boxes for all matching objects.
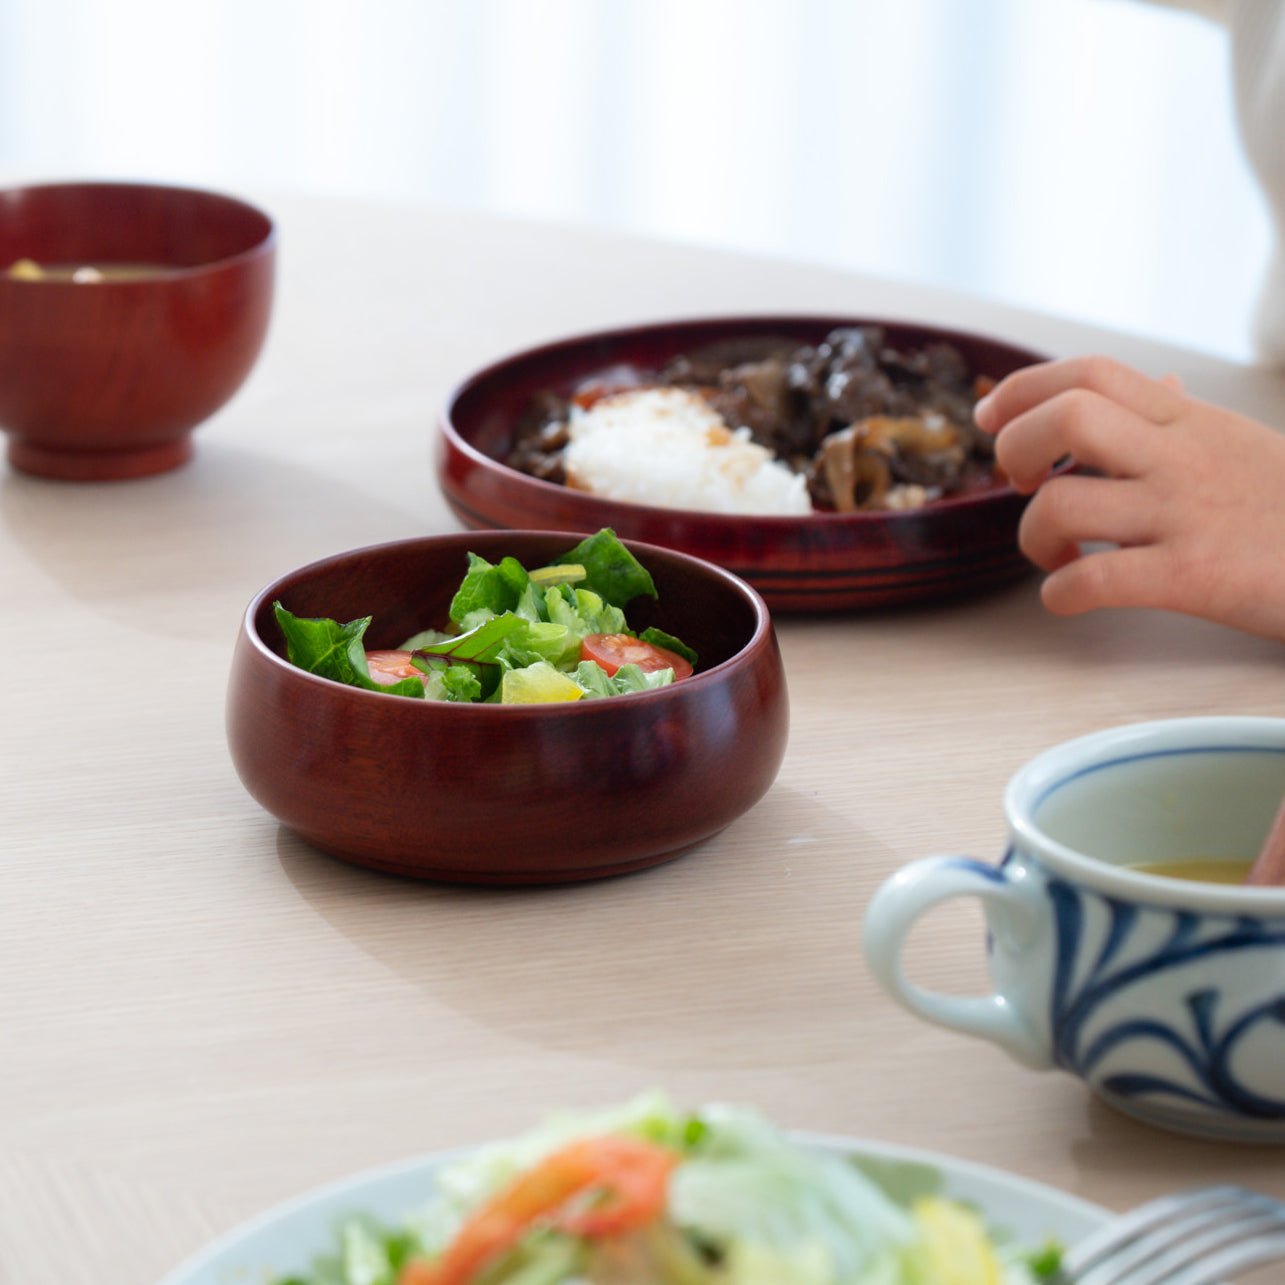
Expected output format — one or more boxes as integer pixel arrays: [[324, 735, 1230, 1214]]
[[365, 649, 424, 686], [580, 634, 693, 681], [398, 1135, 677, 1285]]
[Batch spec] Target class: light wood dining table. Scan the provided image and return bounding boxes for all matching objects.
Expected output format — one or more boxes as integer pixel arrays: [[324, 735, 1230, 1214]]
[[4, 191, 1284, 1285]]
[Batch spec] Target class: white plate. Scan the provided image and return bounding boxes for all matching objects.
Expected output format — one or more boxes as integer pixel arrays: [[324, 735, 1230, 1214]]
[[160, 1134, 1108, 1284]]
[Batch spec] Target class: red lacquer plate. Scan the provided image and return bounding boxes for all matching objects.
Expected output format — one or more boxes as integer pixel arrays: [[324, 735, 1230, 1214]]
[[438, 315, 1050, 613]]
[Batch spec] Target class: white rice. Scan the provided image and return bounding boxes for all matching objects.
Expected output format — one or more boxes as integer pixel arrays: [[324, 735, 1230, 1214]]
[[562, 387, 813, 516]]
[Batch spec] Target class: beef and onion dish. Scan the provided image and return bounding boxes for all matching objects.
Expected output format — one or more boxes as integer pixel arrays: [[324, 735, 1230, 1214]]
[[506, 326, 1002, 515]]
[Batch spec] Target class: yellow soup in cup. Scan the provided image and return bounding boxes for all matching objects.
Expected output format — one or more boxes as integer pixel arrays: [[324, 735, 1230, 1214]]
[[1127, 857, 1253, 885]]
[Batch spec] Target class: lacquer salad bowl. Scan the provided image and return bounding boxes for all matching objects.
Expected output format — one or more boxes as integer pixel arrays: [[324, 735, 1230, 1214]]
[[226, 530, 788, 883]]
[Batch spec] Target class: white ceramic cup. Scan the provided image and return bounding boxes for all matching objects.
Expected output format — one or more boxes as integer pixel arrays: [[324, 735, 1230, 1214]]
[[862, 717, 1285, 1143]]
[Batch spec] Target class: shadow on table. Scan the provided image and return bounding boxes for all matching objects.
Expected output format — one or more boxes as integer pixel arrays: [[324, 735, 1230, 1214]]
[[774, 575, 1285, 673], [0, 441, 434, 640], [274, 780, 880, 1072], [1069, 1094, 1285, 1205]]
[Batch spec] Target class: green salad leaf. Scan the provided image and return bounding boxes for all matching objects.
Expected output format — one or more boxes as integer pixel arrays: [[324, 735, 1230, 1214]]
[[1026, 1241, 1065, 1280], [448, 554, 531, 626], [573, 660, 674, 698], [273, 604, 425, 698], [553, 528, 658, 607], [421, 664, 483, 703], [414, 612, 529, 663], [399, 627, 453, 650], [640, 626, 698, 664], [411, 612, 533, 700], [276, 1214, 419, 1285], [543, 584, 627, 639]]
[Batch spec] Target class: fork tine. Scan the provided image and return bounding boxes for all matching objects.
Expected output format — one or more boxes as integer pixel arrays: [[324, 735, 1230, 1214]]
[[1123, 1207, 1285, 1285], [1070, 1194, 1285, 1285], [1059, 1186, 1252, 1278], [1161, 1230, 1285, 1285]]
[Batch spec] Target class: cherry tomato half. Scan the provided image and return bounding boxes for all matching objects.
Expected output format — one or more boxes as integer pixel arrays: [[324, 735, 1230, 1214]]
[[365, 649, 424, 686], [580, 634, 693, 681]]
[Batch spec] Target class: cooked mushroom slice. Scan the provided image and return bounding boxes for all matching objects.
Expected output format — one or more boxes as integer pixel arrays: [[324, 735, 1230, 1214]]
[[856, 414, 960, 456], [816, 425, 894, 512], [861, 415, 969, 490], [816, 414, 973, 511]]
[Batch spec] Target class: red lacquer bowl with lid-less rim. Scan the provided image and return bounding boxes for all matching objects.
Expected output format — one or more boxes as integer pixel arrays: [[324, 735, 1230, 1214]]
[[0, 181, 275, 481], [437, 314, 1052, 613], [226, 530, 789, 884]]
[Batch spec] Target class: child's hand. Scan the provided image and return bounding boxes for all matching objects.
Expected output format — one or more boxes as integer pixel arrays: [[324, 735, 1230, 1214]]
[[974, 356, 1285, 641]]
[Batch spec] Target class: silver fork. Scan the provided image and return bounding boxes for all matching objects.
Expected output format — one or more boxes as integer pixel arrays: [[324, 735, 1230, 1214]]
[[1056, 1185, 1285, 1285]]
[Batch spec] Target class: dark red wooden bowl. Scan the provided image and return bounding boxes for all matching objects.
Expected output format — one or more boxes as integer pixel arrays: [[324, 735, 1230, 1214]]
[[0, 181, 275, 481], [438, 315, 1050, 613], [226, 531, 789, 884]]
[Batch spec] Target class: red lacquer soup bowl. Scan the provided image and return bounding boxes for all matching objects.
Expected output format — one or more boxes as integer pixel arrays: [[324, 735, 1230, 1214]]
[[0, 181, 275, 480], [226, 531, 789, 884], [438, 315, 1051, 613]]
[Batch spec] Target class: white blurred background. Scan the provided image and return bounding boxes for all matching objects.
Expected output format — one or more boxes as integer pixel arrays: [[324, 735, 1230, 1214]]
[[0, 0, 1269, 362]]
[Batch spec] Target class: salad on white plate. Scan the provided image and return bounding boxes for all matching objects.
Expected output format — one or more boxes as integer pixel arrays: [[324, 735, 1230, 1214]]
[[274, 1095, 1065, 1285]]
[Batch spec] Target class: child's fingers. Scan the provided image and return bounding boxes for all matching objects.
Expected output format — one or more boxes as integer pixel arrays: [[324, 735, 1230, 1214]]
[[994, 390, 1158, 492], [975, 355, 1186, 433], [1039, 544, 1174, 616], [1016, 475, 1157, 571]]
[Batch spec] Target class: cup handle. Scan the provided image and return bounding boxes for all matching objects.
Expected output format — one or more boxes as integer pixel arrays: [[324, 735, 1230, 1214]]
[[862, 856, 1053, 1070]]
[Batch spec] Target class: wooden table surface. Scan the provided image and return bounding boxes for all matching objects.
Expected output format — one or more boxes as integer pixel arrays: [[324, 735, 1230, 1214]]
[[4, 193, 1284, 1285]]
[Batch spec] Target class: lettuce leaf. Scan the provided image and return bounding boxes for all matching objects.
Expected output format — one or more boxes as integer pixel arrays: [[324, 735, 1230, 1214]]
[[448, 554, 530, 625], [411, 612, 532, 699], [273, 604, 425, 698], [513, 581, 547, 623], [667, 1109, 919, 1284], [1023, 1242, 1064, 1280], [640, 626, 698, 665], [572, 660, 673, 698], [399, 627, 453, 650], [276, 1214, 421, 1285], [554, 529, 657, 608], [420, 664, 483, 703], [501, 621, 580, 669], [544, 585, 627, 638]]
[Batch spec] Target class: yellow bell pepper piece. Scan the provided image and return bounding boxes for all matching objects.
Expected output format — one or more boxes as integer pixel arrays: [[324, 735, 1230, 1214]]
[[500, 662, 584, 704]]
